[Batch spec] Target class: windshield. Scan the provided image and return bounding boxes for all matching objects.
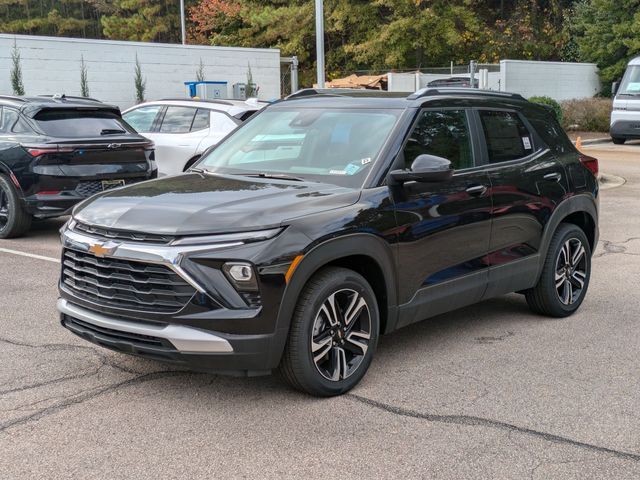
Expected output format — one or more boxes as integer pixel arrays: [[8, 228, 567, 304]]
[[198, 108, 401, 188], [619, 65, 640, 95]]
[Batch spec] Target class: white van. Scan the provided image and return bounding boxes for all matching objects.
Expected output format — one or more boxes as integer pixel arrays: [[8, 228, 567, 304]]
[[611, 56, 640, 144]]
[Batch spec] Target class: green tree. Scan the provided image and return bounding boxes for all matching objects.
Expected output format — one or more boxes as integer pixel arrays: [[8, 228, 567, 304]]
[[196, 58, 206, 81], [0, 1, 102, 38], [80, 54, 90, 97], [134, 55, 146, 103], [571, 0, 640, 93], [11, 41, 25, 96], [96, 0, 196, 43]]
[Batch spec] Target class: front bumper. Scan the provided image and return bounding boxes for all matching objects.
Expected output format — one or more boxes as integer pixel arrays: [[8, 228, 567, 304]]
[[59, 298, 275, 374], [610, 119, 640, 139], [58, 223, 294, 374]]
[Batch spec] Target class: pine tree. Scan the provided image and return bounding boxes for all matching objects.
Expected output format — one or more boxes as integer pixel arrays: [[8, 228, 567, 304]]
[[134, 55, 146, 103], [11, 41, 25, 96], [196, 58, 206, 81], [80, 55, 90, 97]]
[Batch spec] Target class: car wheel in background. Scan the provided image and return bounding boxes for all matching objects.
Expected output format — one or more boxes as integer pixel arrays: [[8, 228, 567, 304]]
[[0, 174, 32, 239], [611, 137, 626, 145], [279, 267, 379, 397], [525, 223, 591, 317]]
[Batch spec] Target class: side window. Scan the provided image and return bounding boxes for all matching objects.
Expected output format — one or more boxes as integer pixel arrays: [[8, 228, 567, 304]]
[[403, 109, 474, 170], [0, 108, 30, 134], [479, 110, 534, 163], [190, 108, 210, 131], [122, 105, 162, 133], [210, 112, 238, 134], [159, 106, 197, 133]]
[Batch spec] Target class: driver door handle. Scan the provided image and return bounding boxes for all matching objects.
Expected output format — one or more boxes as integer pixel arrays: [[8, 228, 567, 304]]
[[466, 184, 488, 196]]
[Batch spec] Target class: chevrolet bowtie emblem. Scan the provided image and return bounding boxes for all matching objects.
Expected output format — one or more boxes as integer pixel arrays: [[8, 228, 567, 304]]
[[88, 243, 111, 258]]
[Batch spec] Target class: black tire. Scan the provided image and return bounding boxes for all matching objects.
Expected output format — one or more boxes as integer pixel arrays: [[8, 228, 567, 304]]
[[525, 223, 591, 317], [611, 137, 626, 145], [279, 267, 380, 397], [0, 174, 32, 239]]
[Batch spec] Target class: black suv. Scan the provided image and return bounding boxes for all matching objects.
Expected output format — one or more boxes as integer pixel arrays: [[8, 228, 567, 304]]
[[0, 95, 157, 238], [58, 88, 599, 396]]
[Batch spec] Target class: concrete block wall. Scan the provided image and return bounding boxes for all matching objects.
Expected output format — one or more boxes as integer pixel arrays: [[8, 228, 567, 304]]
[[500, 60, 600, 101], [0, 34, 281, 110]]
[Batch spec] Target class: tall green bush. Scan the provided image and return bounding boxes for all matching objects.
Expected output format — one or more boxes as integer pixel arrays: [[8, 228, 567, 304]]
[[529, 96, 563, 123], [80, 54, 90, 97], [10, 41, 25, 96], [134, 54, 146, 103]]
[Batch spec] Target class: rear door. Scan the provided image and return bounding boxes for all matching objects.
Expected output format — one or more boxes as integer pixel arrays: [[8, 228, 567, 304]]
[[475, 108, 569, 297], [392, 108, 492, 328], [149, 106, 210, 175]]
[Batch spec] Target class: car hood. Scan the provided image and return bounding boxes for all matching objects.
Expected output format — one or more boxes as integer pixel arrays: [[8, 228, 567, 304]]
[[73, 173, 360, 236]]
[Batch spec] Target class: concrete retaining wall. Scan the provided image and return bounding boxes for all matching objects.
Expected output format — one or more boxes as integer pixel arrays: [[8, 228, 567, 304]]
[[0, 34, 281, 109]]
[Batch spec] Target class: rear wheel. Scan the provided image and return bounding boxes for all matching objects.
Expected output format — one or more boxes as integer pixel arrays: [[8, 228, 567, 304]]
[[0, 174, 32, 239], [279, 267, 379, 396], [611, 137, 626, 145], [525, 223, 591, 317]]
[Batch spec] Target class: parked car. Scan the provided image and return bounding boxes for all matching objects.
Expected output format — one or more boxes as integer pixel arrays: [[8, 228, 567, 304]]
[[0, 95, 156, 238], [427, 76, 472, 88], [122, 98, 266, 176], [58, 88, 599, 396], [611, 55, 640, 144]]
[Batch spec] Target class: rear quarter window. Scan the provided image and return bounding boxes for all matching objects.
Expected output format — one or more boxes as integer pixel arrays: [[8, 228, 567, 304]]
[[34, 110, 132, 138]]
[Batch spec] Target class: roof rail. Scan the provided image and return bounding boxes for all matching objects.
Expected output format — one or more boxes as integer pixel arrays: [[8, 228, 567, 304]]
[[37, 94, 103, 103], [159, 98, 235, 106], [408, 87, 525, 101], [286, 88, 407, 100], [0, 95, 27, 103]]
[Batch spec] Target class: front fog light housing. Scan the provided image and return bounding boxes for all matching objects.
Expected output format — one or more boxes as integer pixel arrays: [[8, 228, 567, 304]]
[[223, 262, 258, 291]]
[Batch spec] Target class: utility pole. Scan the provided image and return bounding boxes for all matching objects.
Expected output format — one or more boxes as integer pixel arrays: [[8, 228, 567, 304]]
[[315, 0, 325, 88], [180, 0, 186, 45]]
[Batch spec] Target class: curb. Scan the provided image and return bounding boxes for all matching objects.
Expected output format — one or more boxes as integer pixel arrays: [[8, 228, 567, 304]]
[[573, 137, 611, 146]]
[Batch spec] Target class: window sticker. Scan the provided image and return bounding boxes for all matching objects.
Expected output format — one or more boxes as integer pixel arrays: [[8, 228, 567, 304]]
[[522, 136, 532, 150], [345, 164, 360, 175], [361, 157, 372, 165], [329, 169, 347, 175]]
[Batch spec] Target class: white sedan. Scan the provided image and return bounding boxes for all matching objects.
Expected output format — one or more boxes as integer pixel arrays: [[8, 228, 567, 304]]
[[122, 98, 266, 176]]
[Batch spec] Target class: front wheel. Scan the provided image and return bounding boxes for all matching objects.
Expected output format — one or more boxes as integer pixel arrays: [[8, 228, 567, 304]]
[[525, 223, 591, 317], [611, 137, 626, 145], [279, 267, 379, 396]]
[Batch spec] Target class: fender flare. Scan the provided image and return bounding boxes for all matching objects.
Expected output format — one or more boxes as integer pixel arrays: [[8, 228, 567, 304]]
[[267, 233, 398, 366], [536, 194, 598, 279]]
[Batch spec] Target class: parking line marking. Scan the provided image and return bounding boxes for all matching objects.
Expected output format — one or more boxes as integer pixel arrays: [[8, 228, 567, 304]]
[[0, 247, 60, 264]]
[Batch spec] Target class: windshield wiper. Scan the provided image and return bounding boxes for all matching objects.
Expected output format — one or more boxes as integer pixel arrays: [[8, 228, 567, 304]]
[[235, 172, 306, 182], [100, 128, 126, 135]]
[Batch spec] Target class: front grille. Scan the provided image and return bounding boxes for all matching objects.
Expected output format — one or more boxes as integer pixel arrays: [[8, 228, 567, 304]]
[[62, 248, 196, 313], [74, 222, 173, 244], [76, 179, 137, 197]]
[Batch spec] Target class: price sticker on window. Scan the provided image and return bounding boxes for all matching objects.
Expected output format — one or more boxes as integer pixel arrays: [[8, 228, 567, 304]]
[[522, 136, 532, 150]]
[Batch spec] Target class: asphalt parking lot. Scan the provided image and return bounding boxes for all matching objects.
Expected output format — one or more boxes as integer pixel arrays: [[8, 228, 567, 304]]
[[1, 141, 640, 479]]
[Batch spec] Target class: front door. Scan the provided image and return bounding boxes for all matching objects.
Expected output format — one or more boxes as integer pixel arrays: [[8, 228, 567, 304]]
[[392, 108, 492, 328]]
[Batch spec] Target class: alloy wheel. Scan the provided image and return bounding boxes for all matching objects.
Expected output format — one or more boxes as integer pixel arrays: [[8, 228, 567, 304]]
[[555, 238, 588, 305], [0, 185, 9, 230], [310, 288, 371, 381]]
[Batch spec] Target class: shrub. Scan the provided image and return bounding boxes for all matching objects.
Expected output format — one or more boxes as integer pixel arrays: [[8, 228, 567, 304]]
[[10, 41, 25, 96], [529, 96, 563, 123], [560, 98, 612, 132], [134, 54, 146, 103]]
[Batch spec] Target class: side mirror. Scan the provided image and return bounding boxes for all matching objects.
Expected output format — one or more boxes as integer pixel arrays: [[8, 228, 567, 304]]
[[612, 81, 619, 96], [389, 154, 453, 184]]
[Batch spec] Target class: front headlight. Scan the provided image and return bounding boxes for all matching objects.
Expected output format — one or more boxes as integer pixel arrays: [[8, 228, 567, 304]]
[[170, 227, 283, 247]]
